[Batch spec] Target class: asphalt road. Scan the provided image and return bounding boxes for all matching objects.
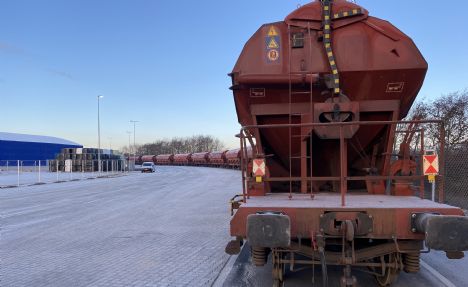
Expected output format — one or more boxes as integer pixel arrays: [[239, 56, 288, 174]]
[[0, 166, 240, 287]]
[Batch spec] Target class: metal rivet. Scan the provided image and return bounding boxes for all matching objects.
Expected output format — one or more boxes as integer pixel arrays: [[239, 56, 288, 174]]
[[320, 214, 324, 218], [411, 228, 417, 233], [412, 214, 417, 218]]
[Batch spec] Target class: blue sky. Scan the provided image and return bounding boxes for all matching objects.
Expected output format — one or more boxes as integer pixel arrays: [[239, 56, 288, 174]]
[[1, 0, 467, 149]]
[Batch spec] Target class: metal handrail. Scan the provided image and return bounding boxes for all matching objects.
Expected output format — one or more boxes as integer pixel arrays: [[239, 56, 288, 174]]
[[239, 119, 446, 206]]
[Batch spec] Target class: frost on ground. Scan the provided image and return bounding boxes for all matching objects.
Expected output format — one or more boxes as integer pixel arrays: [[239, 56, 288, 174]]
[[0, 169, 124, 188], [0, 166, 241, 287]]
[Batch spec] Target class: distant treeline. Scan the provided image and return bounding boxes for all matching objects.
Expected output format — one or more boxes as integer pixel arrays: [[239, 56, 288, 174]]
[[123, 135, 224, 155]]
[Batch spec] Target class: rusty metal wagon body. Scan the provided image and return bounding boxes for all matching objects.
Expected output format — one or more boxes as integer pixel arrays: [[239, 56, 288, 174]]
[[141, 155, 157, 164], [191, 152, 210, 166], [208, 150, 228, 167], [155, 154, 174, 165], [226, 1, 468, 286], [225, 149, 241, 168], [173, 153, 193, 165]]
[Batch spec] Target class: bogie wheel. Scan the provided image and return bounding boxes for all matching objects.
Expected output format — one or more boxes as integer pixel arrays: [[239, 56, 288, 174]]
[[272, 279, 282, 287], [373, 253, 401, 286], [272, 251, 284, 287]]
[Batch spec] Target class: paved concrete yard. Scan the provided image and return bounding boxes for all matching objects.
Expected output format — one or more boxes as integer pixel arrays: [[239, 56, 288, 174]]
[[0, 166, 241, 287]]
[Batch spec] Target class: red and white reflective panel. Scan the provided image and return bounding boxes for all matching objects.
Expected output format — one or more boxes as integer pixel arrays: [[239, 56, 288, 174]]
[[423, 154, 439, 175], [252, 159, 266, 176]]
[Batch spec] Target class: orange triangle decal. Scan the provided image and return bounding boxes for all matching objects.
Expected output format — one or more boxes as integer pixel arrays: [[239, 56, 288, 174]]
[[268, 26, 278, 36]]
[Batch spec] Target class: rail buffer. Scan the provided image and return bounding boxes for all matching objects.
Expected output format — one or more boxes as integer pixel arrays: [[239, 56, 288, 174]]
[[411, 212, 468, 256]]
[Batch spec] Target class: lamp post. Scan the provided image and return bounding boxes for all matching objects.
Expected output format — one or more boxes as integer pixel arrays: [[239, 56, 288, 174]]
[[126, 131, 132, 151], [97, 95, 104, 173], [126, 131, 132, 172], [130, 120, 139, 168]]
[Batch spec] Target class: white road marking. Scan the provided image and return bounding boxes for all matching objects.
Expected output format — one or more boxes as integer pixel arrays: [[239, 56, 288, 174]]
[[420, 259, 457, 287]]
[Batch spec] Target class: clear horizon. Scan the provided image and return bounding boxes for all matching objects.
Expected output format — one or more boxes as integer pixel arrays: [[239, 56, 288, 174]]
[[1, 0, 467, 150]]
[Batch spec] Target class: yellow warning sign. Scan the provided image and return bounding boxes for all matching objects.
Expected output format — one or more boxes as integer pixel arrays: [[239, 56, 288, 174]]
[[428, 174, 436, 183], [268, 26, 278, 36], [267, 37, 279, 49]]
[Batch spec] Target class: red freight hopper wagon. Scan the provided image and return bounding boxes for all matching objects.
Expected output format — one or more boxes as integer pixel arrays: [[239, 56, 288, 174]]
[[128, 156, 142, 165], [155, 154, 174, 165], [140, 155, 157, 164], [173, 153, 193, 165], [226, 147, 254, 169], [208, 150, 228, 167], [191, 152, 210, 166], [225, 148, 241, 168], [226, 1, 468, 286]]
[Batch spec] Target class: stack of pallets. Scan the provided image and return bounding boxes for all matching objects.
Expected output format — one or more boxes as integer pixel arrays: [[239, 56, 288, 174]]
[[49, 148, 123, 172]]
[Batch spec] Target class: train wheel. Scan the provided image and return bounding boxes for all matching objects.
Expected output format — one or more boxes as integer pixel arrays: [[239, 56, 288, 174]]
[[373, 253, 401, 286], [272, 279, 282, 287], [272, 250, 284, 287]]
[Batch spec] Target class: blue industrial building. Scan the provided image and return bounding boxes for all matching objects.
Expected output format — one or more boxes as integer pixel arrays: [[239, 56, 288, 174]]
[[0, 132, 82, 164]]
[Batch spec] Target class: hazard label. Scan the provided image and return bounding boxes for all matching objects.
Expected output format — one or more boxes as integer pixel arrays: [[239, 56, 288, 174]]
[[268, 26, 278, 36], [265, 26, 280, 63], [252, 159, 266, 177], [268, 37, 279, 49], [267, 49, 279, 61], [423, 154, 439, 175]]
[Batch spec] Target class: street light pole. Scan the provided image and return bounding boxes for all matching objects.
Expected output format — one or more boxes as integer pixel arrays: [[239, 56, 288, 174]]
[[126, 131, 132, 172], [97, 95, 104, 173], [130, 120, 139, 167], [126, 131, 132, 151]]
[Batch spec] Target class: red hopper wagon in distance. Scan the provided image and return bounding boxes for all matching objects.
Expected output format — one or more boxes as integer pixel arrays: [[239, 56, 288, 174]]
[[173, 153, 193, 165], [225, 148, 241, 168], [155, 154, 174, 165], [208, 150, 228, 167], [226, 0, 468, 286], [191, 152, 210, 166], [226, 147, 254, 169], [128, 156, 142, 165], [140, 155, 157, 164]]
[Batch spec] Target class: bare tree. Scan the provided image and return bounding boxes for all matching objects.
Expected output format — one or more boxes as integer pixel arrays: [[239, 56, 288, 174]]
[[409, 90, 468, 149]]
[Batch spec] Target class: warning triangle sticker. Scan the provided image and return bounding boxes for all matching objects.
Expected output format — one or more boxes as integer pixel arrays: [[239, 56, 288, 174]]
[[425, 155, 436, 163], [425, 165, 438, 174], [268, 37, 279, 49], [268, 26, 278, 36]]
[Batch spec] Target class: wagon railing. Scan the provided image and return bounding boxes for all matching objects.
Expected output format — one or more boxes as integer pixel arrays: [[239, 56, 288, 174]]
[[239, 119, 445, 207]]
